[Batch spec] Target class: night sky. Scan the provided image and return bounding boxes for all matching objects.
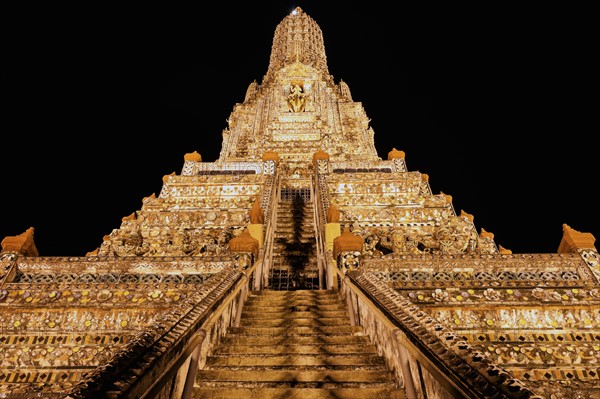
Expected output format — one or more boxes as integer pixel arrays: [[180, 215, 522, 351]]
[[3, 3, 597, 256]]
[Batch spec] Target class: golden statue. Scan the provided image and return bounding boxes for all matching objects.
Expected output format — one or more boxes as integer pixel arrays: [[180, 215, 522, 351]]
[[287, 83, 306, 112]]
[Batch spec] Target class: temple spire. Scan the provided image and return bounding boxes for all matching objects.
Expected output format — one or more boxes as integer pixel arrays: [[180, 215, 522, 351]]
[[265, 6, 330, 82]]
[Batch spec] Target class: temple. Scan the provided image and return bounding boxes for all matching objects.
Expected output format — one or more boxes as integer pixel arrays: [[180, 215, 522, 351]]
[[1, 7, 598, 399]]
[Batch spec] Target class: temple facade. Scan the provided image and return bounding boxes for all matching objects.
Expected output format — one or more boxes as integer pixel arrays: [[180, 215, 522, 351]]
[[1, 7, 598, 399]]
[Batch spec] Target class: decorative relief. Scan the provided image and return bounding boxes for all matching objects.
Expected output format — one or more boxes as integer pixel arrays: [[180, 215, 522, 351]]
[[1, 253, 16, 282], [0, 284, 203, 308], [270, 120, 317, 129], [99, 225, 244, 258], [272, 132, 320, 141], [14, 256, 233, 275], [263, 160, 276, 175], [0, 268, 237, 396], [348, 214, 483, 255], [338, 251, 361, 271], [259, 175, 275, 215], [330, 161, 397, 174], [340, 206, 448, 226], [391, 157, 407, 172], [316, 159, 328, 175], [360, 249, 600, 398], [160, 182, 262, 199], [406, 287, 598, 307], [139, 210, 247, 227], [581, 249, 600, 284], [192, 161, 263, 175], [181, 160, 195, 176], [327, 171, 423, 189], [349, 269, 541, 399], [361, 253, 590, 287]]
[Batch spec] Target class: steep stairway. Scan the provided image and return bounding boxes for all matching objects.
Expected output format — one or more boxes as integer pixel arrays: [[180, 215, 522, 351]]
[[193, 289, 405, 398], [269, 194, 320, 290]]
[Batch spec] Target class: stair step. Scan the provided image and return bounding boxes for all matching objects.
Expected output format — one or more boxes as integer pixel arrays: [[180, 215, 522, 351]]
[[273, 235, 314, 239], [220, 335, 370, 345], [271, 251, 317, 257], [192, 387, 405, 399], [241, 305, 347, 312], [244, 300, 340, 306], [228, 325, 365, 336], [206, 354, 386, 367], [274, 221, 314, 225], [195, 369, 396, 384], [246, 290, 340, 296], [194, 288, 403, 398], [213, 344, 376, 355], [239, 318, 350, 328], [274, 228, 314, 233], [269, 259, 318, 266], [249, 289, 337, 296], [265, 272, 320, 279], [241, 310, 348, 319], [272, 240, 316, 246]]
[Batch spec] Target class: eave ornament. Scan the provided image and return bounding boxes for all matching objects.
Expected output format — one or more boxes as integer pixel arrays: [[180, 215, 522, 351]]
[[558, 223, 596, 253], [333, 227, 363, 259], [228, 229, 259, 258], [387, 148, 405, 160], [0, 227, 39, 256]]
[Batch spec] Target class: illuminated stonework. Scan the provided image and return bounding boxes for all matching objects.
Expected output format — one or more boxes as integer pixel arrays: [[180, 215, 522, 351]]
[[0, 6, 596, 399]]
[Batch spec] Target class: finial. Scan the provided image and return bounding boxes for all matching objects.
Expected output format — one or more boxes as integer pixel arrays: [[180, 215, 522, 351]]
[[558, 223, 596, 253], [387, 148, 405, 160], [122, 212, 136, 222], [163, 172, 176, 183], [249, 199, 265, 224], [228, 229, 259, 257], [480, 228, 494, 240], [498, 245, 512, 254], [262, 151, 279, 162], [460, 210, 474, 222], [1, 227, 39, 256], [440, 191, 453, 204], [333, 227, 364, 258], [184, 151, 202, 162]]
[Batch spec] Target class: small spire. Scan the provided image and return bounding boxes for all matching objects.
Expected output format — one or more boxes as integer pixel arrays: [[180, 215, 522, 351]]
[[1, 227, 39, 256], [184, 151, 202, 162], [558, 224, 596, 253], [387, 148, 405, 160]]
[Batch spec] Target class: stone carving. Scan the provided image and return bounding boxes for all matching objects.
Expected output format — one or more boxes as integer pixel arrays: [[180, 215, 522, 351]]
[[0, 6, 596, 399], [287, 83, 306, 112]]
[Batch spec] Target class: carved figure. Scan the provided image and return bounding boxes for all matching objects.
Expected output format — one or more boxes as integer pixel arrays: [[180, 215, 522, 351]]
[[287, 83, 306, 112]]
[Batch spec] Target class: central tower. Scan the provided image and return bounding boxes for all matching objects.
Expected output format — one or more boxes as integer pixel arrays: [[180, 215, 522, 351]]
[[218, 7, 379, 175]]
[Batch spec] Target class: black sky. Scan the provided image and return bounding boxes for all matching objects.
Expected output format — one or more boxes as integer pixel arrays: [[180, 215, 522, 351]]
[[2, 2, 597, 256]]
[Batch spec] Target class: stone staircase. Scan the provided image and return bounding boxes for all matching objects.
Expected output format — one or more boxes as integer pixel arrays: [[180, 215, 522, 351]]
[[193, 289, 405, 398], [269, 194, 320, 290]]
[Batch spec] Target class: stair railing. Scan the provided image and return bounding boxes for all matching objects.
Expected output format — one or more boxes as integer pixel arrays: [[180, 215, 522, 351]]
[[258, 172, 281, 290], [334, 266, 417, 398], [310, 175, 327, 289], [179, 259, 260, 399]]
